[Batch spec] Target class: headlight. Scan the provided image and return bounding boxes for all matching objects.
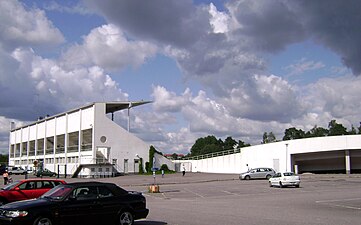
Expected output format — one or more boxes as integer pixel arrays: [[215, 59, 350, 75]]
[[4, 210, 28, 218]]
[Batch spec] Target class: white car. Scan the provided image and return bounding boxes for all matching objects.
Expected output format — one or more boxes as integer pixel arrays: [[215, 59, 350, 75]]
[[269, 172, 300, 188]]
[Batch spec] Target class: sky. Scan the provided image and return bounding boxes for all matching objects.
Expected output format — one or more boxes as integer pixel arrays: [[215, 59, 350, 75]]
[[1, 0, 361, 155]]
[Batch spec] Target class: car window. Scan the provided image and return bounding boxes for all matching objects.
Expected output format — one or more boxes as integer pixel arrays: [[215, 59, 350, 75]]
[[98, 186, 114, 198], [283, 172, 294, 176], [74, 187, 97, 200], [42, 181, 54, 188], [18, 181, 36, 190]]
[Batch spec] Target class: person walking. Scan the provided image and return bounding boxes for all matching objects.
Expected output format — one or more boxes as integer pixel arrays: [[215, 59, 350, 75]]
[[3, 170, 9, 185], [182, 166, 186, 176]]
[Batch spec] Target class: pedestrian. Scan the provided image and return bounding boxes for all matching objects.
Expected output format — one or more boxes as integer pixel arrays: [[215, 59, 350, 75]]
[[161, 169, 164, 178], [182, 166, 186, 176], [3, 170, 9, 185]]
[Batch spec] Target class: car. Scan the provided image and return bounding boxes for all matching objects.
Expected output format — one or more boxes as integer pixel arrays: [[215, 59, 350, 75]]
[[239, 167, 276, 180], [0, 179, 66, 205], [0, 181, 149, 225], [269, 172, 301, 188], [35, 168, 57, 177], [7, 167, 27, 175]]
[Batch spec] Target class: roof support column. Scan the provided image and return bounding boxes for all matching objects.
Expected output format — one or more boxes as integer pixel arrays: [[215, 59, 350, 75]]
[[345, 150, 351, 174]]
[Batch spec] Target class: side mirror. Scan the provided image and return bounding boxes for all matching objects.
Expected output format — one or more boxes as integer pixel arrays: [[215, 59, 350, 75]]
[[14, 187, 20, 191]]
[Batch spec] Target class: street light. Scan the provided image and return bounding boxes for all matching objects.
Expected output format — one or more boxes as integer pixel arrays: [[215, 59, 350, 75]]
[[285, 143, 289, 171]]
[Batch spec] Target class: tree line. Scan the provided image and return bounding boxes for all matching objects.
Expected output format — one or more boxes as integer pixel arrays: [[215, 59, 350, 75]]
[[168, 119, 360, 158]]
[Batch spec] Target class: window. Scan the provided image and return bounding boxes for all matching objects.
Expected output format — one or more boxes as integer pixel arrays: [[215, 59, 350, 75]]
[[98, 186, 114, 198]]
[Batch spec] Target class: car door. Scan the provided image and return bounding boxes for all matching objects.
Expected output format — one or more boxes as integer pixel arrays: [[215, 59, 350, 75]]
[[94, 185, 119, 223], [8, 181, 36, 202], [271, 173, 281, 186], [58, 187, 99, 225]]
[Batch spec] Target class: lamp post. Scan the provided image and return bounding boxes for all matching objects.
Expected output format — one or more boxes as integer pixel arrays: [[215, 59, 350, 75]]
[[285, 143, 289, 171]]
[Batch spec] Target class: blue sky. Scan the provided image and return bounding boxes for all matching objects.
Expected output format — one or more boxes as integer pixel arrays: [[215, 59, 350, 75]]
[[1, 0, 361, 154]]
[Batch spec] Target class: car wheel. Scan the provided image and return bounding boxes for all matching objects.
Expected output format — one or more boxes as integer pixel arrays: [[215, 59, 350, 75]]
[[279, 182, 283, 188], [245, 175, 250, 180], [266, 174, 271, 179], [295, 184, 300, 188], [33, 216, 53, 225], [119, 211, 134, 225], [269, 181, 272, 187]]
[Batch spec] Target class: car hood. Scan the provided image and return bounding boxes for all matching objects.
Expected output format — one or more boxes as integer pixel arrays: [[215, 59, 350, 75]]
[[0, 198, 53, 210]]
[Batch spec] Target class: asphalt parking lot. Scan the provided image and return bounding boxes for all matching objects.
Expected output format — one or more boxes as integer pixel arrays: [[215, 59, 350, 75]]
[[4, 173, 361, 225]]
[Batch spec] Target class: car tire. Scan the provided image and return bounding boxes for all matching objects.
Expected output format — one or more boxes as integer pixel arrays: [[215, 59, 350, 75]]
[[295, 184, 300, 188], [118, 210, 134, 225], [269, 181, 272, 187], [245, 175, 250, 180], [266, 174, 271, 179], [33, 216, 53, 225]]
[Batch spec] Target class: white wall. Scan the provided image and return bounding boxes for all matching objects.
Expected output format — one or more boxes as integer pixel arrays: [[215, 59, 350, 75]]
[[93, 103, 150, 173], [176, 135, 361, 174]]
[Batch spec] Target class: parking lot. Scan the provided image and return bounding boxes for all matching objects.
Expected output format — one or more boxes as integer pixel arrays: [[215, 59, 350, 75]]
[[4, 173, 361, 225]]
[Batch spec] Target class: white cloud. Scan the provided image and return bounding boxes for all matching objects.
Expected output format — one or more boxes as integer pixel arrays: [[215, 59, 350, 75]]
[[209, 3, 230, 33], [0, 0, 64, 49], [284, 58, 325, 76], [61, 24, 157, 71]]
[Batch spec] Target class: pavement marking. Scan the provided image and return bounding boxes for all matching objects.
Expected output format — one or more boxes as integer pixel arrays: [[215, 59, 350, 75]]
[[316, 198, 361, 210], [183, 188, 205, 198]]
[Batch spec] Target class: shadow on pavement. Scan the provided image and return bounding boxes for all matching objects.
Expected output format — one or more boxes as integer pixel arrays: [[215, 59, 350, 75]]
[[135, 220, 167, 225]]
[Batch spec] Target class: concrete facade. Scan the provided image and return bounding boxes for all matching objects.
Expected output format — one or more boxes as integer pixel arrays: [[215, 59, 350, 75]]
[[176, 135, 361, 174], [8, 102, 163, 177]]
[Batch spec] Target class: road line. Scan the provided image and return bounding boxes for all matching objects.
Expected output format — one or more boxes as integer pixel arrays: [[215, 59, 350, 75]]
[[183, 188, 205, 198]]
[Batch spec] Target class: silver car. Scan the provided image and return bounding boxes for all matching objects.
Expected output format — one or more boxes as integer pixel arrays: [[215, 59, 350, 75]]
[[239, 167, 276, 180]]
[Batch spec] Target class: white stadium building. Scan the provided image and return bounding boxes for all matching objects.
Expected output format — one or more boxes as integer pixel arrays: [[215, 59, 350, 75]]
[[8, 101, 173, 177], [8, 101, 361, 177]]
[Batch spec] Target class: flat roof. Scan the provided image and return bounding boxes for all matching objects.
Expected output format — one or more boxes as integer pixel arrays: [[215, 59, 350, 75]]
[[11, 101, 152, 131]]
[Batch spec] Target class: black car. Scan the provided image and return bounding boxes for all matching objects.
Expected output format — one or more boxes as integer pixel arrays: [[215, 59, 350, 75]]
[[0, 181, 149, 225]]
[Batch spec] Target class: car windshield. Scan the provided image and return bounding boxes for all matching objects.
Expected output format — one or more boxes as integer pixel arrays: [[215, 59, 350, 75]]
[[1, 181, 21, 190], [283, 172, 294, 176], [41, 185, 72, 200]]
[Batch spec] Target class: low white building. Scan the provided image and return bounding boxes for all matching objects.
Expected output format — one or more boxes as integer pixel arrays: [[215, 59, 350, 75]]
[[8, 101, 167, 177], [176, 135, 361, 175]]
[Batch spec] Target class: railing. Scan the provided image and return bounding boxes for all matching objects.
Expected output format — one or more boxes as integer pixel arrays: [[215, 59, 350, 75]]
[[45, 148, 53, 155], [96, 157, 110, 164], [81, 144, 92, 151], [56, 147, 65, 154], [67, 145, 78, 153], [184, 148, 241, 160]]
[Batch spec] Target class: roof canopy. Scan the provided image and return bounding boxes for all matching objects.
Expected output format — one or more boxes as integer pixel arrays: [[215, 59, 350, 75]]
[[105, 101, 152, 114]]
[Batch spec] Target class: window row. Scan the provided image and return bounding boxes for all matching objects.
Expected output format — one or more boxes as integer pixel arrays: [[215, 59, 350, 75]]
[[10, 129, 92, 158]]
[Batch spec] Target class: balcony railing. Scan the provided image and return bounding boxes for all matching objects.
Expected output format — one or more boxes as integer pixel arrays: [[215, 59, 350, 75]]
[[67, 145, 79, 153], [81, 144, 92, 151], [56, 147, 65, 154], [184, 148, 241, 160]]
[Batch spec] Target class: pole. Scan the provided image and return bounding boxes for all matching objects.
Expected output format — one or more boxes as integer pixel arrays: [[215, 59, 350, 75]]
[[285, 143, 289, 171]]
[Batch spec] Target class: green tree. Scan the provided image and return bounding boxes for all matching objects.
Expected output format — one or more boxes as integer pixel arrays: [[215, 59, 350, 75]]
[[223, 136, 237, 150], [190, 135, 222, 156], [349, 125, 357, 135], [262, 132, 276, 144], [305, 125, 329, 137], [283, 127, 305, 140], [328, 120, 347, 136]]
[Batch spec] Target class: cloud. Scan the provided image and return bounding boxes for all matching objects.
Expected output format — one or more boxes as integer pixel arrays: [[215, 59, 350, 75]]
[[61, 24, 157, 71], [284, 58, 325, 77], [0, 0, 64, 49], [85, 0, 211, 48]]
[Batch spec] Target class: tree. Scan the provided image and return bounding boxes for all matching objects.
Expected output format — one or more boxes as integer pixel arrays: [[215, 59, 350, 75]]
[[223, 136, 237, 150], [190, 135, 222, 156], [328, 120, 347, 136], [283, 127, 305, 140], [306, 125, 328, 137], [262, 132, 276, 144]]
